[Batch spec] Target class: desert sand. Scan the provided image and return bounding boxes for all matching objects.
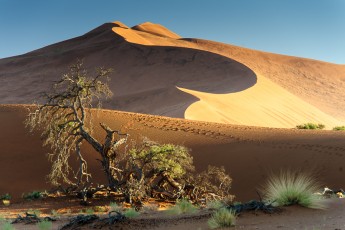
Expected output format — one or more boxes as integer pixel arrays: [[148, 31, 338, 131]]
[[0, 21, 344, 128], [1, 21, 345, 229]]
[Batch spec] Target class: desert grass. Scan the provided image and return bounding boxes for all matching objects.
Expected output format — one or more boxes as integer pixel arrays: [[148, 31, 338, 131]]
[[37, 220, 52, 230], [206, 200, 225, 210], [262, 171, 327, 209], [1, 222, 15, 230], [333, 126, 345, 131], [123, 208, 140, 218], [167, 199, 198, 215], [208, 208, 236, 229], [296, 123, 325, 130]]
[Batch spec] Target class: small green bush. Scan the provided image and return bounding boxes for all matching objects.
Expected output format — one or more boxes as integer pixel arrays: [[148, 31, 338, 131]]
[[208, 208, 236, 229], [333, 126, 345, 131], [262, 171, 327, 209], [37, 220, 52, 230], [296, 123, 325, 130], [123, 208, 140, 218], [167, 199, 198, 215], [22, 191, 44, 200], [0, 194, 11, 200]]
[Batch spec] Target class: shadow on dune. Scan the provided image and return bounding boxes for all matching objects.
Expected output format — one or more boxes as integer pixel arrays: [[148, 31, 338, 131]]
[[0, 23, 256, 118]]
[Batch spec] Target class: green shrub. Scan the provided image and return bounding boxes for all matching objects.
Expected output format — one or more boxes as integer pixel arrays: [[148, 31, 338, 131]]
[[208, 208, 236, 229], [123, 208, 140, 218], [333, 126, 345, 131], [22, 191, 44, 200], [262, 171, 327, 209], [0, 194, 11, 200], [167, 199, 198, 215], [296, 123, 325, 130], [37, 220, 52, 230]]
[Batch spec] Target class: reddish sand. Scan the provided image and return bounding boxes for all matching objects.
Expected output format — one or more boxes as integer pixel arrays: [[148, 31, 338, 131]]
[[1, 104, 345, 202]]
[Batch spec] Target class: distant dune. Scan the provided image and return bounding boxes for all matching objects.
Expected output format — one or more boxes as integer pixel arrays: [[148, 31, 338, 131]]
[[1, 21, 344, 128]]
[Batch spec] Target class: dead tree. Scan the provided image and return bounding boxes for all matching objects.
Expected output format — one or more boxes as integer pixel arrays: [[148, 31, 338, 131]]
[[26, 61, 127, 191]]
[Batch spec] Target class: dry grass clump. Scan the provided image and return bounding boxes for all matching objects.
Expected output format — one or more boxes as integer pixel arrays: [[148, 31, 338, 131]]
[[167, 199, 198, 215], [208, 208, 236, 229], [262, 171, 327, 209], [123, 208, 140, 218]]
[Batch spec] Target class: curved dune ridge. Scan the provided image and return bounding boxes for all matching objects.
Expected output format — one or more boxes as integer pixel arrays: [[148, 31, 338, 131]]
[[2, 104, 345, 201], [0, 21, 344, 129]]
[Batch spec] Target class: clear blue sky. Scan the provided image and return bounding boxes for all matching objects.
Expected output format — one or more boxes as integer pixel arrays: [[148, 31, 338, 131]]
[[1, 0, 344, 64]]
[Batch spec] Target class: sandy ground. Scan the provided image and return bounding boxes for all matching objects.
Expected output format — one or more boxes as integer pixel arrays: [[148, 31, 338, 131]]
[[1, 197, 345, 229], [1, 104, 345, 203]]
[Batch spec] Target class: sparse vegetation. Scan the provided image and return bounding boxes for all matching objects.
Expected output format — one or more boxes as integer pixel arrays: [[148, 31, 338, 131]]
[[0, 193, 11, 201], [22, 191, 45, 200], [296, 123, 325, 130], [208, 208, 236, 229], [123, 208, 140, 218], [262, 171, 327, 209], [37, 220, 52, 230], [1, 222, 15, 230], [167, 199, 198, 215], [333, 126, 345, 131], [85, 208, 94, 215], [206, 200, 225, 210], [109, 202, 121, 212]]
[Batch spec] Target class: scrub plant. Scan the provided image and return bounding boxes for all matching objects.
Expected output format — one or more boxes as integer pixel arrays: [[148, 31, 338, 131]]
[[208, 208, 236, 229], [262, 171, 327, 209]]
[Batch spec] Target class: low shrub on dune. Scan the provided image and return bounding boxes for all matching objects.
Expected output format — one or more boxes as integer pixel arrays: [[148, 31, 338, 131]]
[[296, 123, 325, 130], [333, 126, 345, 131], [262, 171, 327, 209]]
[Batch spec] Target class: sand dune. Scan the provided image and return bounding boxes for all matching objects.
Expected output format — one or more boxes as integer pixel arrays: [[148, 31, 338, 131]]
[[1, 21, 344, 128], [1, 104, 345, 202]]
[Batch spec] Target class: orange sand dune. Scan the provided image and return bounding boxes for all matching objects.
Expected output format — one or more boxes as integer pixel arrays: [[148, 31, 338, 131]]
[[1, 21, 344, 129], [1, 104, 345, 202]]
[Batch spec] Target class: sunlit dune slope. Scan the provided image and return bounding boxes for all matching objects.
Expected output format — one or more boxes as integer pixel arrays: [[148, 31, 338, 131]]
[[0, 21, 344, 128], [1, 104, 345, 201]]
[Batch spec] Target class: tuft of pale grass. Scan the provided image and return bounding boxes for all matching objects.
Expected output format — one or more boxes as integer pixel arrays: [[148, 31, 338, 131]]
[[123, 208, 140, 218], [262, 171, 327, 209], [37, 220, 52, 230], [109, 202, 121, 212], [208, 208, 236, 229], [167, 199, 198, 215], [1, 222, 15, 230], [206, 200, 225, 210]]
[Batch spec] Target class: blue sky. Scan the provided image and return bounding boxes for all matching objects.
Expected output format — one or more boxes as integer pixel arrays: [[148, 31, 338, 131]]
[[1, 0, 344, 64]]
